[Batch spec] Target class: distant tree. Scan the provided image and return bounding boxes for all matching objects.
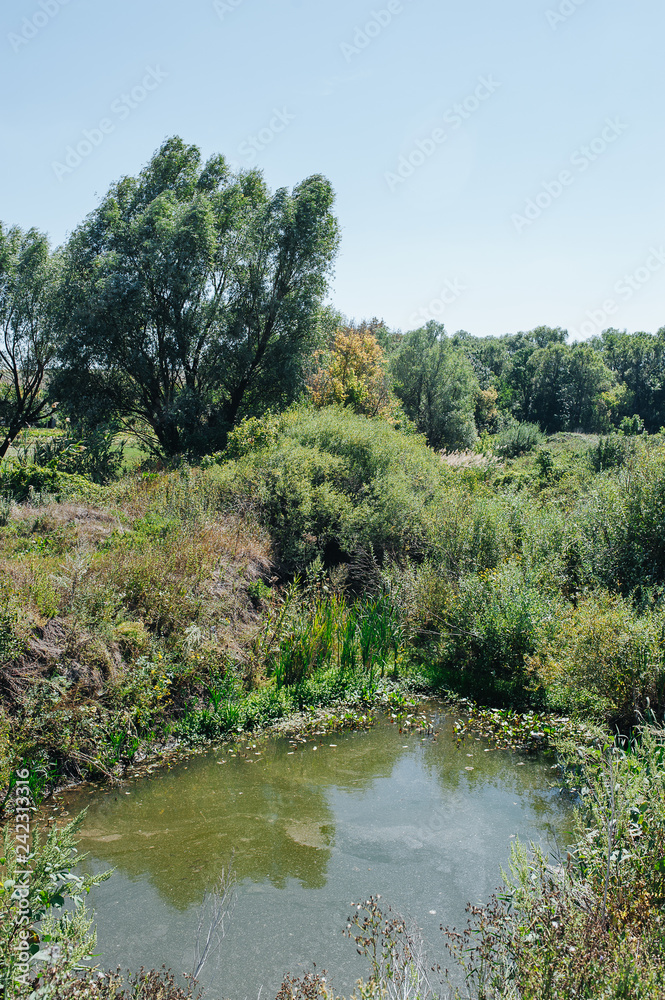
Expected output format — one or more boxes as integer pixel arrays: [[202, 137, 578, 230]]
[[598, 328, 665, 431], [529, 325, 568, 349], [563, 343, 616, 430], [473, 337, 510, 381], [524, 342, 615, 432], [0, 224, 58, 458], [521, 342, 569, 430], [492, 327, 566, 422], [52, 137, 339, 457], [499, 325, 567, 354], [501, 344, 535, 421], [390, 322, 479, 449], [313, 304, 346, 349], [306, 323, 397, 418]]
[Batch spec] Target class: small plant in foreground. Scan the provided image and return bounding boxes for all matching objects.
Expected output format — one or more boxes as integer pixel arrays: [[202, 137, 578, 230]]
[[1, 800, 112, 998], [346, 896, 440, 1000]]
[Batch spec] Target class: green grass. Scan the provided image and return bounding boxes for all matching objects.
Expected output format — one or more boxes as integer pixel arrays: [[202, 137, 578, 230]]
[[0, 423, 664, 998], [0, 423, 663, 791]]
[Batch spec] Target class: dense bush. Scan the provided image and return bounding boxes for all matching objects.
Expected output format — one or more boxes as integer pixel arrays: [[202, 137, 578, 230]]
[[531, 593, 665, 722], [430, 563, 560, 703], [0, 463, 98, 502], [587, 433, 631, 472], [210, 407, 451, 573], [579, 450, 665, 598], [28, 423, 125, 484], [619, 413, 646, 436], [493, 419, 545, 457]]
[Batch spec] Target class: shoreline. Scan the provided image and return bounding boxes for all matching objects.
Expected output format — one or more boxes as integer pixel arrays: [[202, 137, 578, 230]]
[[33, 685, 600, 820]]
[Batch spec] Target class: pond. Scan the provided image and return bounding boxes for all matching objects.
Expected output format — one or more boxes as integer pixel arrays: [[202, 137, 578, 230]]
[[60, 708, 573, 999]]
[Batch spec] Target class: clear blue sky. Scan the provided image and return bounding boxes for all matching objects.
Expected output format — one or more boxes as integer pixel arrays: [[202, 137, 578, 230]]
[[2, 0, 663, 339]]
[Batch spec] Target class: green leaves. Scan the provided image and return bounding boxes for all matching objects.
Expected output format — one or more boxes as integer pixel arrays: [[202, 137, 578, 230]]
[[0, 809, 113, 992], [0, 223, 59, 456], [53, 137, 339, 458], [211, 406, 450, 573], [390, 322, 479, 451]]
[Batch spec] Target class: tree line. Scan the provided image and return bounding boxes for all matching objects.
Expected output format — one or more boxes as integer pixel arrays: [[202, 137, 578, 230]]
[[458, 324, 665, 437], [306, 319, 665, 452], [1, 135, 664, 462]]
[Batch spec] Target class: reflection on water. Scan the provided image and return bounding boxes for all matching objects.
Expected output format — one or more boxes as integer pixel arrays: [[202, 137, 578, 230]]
[[61, 710, 572, 999]]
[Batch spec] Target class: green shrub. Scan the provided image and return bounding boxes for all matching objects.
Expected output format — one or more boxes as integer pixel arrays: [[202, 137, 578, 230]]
[[535, 447, 554, 481], [387, 560, 454, 636], [619, 413, 646, 436], [531, 593, 665, 723], [494, 420, 545, 458], [431, 563, 559, 702], [580, 450, 665, 598], [587, 433, 630, 472], [29, 424, 125, 484], [210, 407, 451, 573], [223, 411, 284, 460], [0, 464, 98, 503], [426, 488, 516, 581], [1, 808, 112, 996]]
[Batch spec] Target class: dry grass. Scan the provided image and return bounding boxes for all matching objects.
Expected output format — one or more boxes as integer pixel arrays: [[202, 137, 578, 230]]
[[0, 481, 275, 715], [9, 501, 123, 546], [440, 448, 498, 469], [0, 618, 123, 707]]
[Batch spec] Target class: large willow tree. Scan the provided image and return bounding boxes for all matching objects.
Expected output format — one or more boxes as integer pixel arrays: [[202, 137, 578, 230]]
[[53, 137, 339, 456], [0, 224, 58, 457]]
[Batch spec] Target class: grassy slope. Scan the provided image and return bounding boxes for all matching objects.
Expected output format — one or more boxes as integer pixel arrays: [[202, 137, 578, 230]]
[[0, 465, 429, 797], [1, 416, 664, 997], [1, 417, 665, 793]]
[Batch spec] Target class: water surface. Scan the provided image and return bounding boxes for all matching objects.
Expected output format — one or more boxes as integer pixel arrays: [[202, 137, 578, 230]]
[[61, 710, 572, 999]]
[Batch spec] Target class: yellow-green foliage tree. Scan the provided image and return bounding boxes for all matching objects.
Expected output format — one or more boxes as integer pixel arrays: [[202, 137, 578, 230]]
[[306, 323, 397, 419]]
